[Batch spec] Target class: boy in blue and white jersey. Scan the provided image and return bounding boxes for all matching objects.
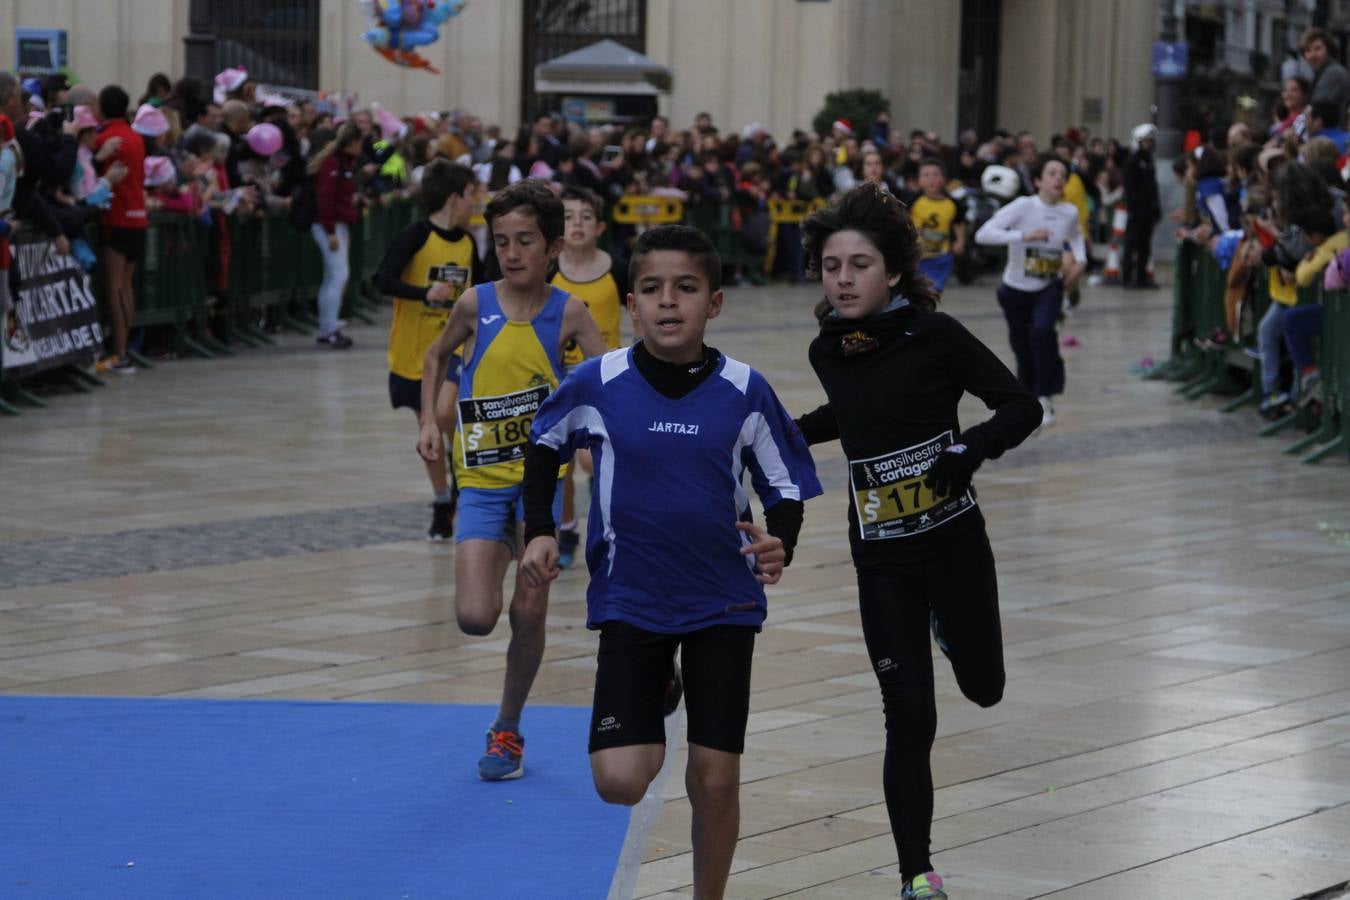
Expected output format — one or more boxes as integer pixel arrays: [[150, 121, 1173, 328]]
[[519, 225, 821, 897]]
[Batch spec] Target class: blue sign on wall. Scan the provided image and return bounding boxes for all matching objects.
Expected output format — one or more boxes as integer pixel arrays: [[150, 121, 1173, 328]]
[[15, 28, 68, 76], [1152, 41, 1188, 79]]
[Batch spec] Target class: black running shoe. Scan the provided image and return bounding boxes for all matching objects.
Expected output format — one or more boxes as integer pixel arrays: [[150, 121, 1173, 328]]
[[428, 497, 455, 541]]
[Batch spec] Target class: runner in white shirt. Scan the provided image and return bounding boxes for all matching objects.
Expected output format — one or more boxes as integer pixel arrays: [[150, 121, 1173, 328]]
[[974, 154, 1087, 427]]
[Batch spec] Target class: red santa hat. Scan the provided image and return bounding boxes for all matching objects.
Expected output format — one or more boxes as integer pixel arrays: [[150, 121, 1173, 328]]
[[832, 118, 854, 137]]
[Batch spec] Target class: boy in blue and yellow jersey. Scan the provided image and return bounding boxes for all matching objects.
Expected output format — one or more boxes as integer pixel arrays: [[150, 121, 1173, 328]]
[[550, 185, 630, 569], [376, 160, 483, 541], [417, 181, 607, 782], [519, 226, 820, 897], [910, 158, 966, 294]]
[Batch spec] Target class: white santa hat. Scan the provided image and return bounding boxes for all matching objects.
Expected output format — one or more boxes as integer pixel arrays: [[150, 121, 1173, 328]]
[[213, 67, 248, 105], [371, 103, 408, 140]]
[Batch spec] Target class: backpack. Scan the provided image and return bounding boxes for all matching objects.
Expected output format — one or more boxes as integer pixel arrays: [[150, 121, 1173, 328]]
[[289, 177, 316, 232]]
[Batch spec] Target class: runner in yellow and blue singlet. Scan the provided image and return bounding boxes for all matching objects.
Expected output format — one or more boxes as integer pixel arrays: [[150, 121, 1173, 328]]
[[453, 281, 571, 542]]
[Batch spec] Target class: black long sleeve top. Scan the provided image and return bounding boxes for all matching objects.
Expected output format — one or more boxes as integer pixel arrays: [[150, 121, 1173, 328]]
[[522, 341, 806, 563], [373, 221, 483, 300], [802, 300, 1041, 561]]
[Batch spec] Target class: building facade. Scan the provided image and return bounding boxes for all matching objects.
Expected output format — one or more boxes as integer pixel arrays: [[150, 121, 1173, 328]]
[[0, 0, 1192, 144]]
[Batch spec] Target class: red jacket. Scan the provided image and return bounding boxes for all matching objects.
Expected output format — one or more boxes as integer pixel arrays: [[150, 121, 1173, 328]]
[[313, 151, 358, 234], [94, 118, 146, 229]]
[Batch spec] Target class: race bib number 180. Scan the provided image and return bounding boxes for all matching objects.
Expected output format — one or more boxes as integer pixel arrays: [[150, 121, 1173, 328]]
[[849, 431, 976, 540], [457, 384, 550, 468]]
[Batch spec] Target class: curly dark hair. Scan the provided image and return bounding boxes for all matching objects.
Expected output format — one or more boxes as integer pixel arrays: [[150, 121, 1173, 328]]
[[802, 182, 939, 317]]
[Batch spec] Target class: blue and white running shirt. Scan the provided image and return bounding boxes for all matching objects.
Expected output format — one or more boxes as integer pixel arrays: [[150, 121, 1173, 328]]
[[531, 346, 822, 633]]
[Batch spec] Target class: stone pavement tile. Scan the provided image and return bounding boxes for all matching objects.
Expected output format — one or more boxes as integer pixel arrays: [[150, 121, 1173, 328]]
[[772, 868, 1024, 899], [239, 647, 377, 665], [714, 833, 901, 899], [633, 841, 806, 898], [1036, 817, 1350, 899], [0, 647, 185, 682], [4, 280, 1350, 896], [169, 672, 340, 698], [747, 681, 865, 714], [928, 743, 1350, 897], [0, 655, 316, 696], [743, 816, 893, 854]]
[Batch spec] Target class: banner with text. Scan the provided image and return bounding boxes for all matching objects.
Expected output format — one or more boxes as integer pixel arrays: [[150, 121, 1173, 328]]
[[2, 232, 102, 378]]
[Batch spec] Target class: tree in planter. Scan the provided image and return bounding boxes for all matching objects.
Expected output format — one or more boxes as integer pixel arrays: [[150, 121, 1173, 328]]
[[812, 89, 890, 141]]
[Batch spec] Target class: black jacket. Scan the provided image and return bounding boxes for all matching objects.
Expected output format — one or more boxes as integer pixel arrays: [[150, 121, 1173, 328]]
[[1123, 150, 1161, 224], [798, 301, 1041, 560]]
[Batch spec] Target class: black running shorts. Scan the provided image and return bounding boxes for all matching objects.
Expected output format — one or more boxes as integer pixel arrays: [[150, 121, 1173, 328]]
[[588, 620, 755, 755], [101, 226, 147, 264]]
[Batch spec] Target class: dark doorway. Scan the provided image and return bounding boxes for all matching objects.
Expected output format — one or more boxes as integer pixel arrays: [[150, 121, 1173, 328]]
[[958, 0, 1001, 138], [521, 0, 647, 123], [186, 0, 320, 90]]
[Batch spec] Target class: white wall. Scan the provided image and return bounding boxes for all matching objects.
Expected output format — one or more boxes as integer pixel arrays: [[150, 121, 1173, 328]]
[[0, 0, 187, 98], [318, 0, 521, 130], [0, 0, 1155, 148], [999, 0, 1155, 142]]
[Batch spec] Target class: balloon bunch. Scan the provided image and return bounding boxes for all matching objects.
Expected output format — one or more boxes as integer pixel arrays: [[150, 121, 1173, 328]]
[[360, 0, 467, 73]]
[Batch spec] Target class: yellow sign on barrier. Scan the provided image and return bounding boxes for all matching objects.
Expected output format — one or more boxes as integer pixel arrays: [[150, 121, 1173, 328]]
[[767, 197, 826, 226], [611, 195, 684, 226], [764, 197, 827, 273]]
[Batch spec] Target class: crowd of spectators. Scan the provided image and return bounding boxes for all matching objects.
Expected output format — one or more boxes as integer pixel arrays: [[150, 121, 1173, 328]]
[[1170, 26, 1348, 420], [5, 49, 1340, 396]]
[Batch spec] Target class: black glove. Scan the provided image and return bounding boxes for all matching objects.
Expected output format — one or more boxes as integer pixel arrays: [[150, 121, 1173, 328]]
[[924, 443, 984, 498]]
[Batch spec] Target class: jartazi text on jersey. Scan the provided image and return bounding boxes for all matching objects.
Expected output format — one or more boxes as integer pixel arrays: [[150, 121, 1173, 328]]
[[647, 421, 700, 435]]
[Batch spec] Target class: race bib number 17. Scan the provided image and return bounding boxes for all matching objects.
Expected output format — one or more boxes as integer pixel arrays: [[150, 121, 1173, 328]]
[[850, 431, 976, 540]]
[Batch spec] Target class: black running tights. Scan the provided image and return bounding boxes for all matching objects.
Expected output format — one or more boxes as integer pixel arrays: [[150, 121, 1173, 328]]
[[855, 529, 1006, 882]]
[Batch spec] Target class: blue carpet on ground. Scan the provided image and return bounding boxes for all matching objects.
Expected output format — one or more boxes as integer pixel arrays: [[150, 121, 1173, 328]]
[[0, 696, 628, 899]]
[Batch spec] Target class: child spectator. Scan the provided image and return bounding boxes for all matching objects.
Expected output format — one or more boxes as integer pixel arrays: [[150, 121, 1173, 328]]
[[1190, 145, 1234, 237], [1301, 207, 1350, 405], [142, 155, 191, 214]]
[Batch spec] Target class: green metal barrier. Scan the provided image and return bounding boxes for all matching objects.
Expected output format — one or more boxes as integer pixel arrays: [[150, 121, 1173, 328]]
[[681, 202, 769, 285], [1276, 287, 1348, 463], [1217, 265, 1274, 412], [1149, 242, 1318, 413], [1326, 289, 1350, 461], [1146, 240, 1203, 381], [1168, 243, 1229, 397], [130, 213, 218, 363]]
